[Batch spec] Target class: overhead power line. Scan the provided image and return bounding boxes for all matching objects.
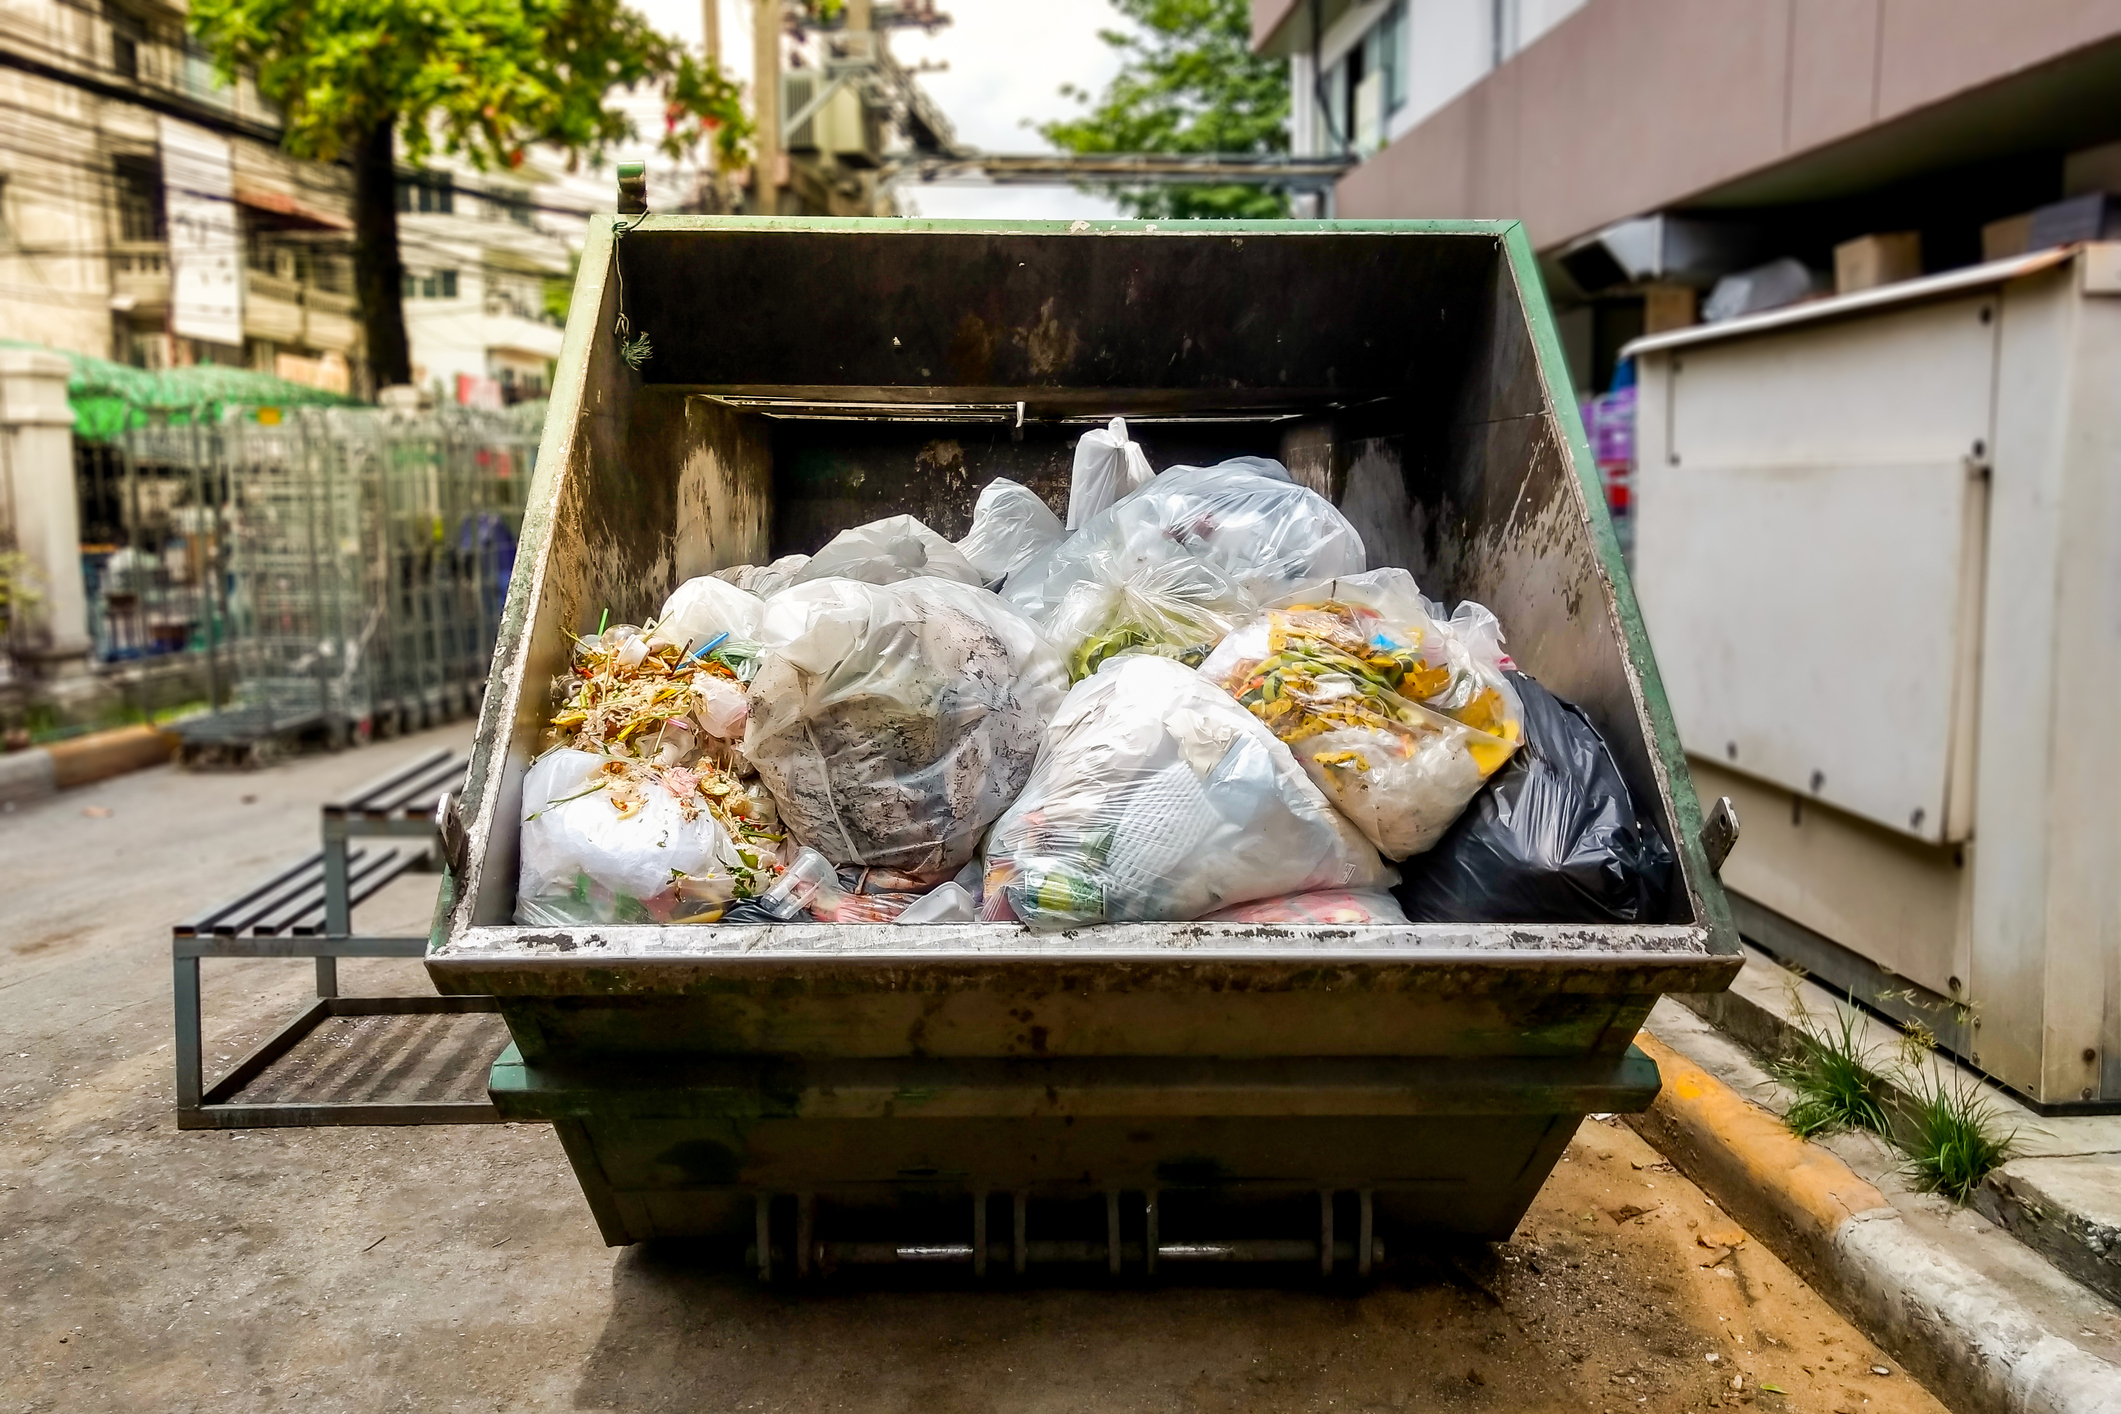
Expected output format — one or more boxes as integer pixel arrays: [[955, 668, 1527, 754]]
[[889, 152, 1357, 194]]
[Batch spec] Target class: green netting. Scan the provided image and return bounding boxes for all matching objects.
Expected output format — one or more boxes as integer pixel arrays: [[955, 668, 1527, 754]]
[[2, 340, 362, 442]]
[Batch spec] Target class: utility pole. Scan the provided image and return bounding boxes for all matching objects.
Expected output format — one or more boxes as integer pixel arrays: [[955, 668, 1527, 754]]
[[751, 0, 781, 215]]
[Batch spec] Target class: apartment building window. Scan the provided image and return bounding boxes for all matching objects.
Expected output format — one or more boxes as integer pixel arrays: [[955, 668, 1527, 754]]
[[107, 3, 144, 81], [113, 155, 164, 242], [404, 269, 460, 299], [1369, 1, 1407, 116], [395, 173, 454, 215], [1320, 1, 1406, 154]]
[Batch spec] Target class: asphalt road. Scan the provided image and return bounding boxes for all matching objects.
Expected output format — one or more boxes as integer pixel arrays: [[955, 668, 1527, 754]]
[[0, 728, 1953, 1413]]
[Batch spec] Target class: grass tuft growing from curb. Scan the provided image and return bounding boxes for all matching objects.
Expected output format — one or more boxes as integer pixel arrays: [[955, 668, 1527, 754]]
[[1901, 1071, 2016, 1203], [1773, 993, 2015, 1203], [1777, 1007, 1893, 1139]]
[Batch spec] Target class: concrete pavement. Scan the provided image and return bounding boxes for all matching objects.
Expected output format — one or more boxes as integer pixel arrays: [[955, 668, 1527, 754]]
[[0, 725, 1957, 1412]]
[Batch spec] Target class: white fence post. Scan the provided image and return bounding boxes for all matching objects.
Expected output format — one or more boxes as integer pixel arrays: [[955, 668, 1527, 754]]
[[0, 348, 91, 678]]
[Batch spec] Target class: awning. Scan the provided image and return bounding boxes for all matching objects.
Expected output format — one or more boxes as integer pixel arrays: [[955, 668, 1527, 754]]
[[1, 340, 361, 442], [233, 183, 352, 232]]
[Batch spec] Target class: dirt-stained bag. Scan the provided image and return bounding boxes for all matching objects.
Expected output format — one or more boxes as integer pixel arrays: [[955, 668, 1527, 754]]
[[745, 576, 1068, 879]]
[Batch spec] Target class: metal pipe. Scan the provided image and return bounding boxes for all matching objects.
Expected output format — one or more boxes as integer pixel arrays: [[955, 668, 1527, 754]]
[[751, 0, 781, 215], [1144, 1189, 1158, 1276], [749, 1238, 1387, 1269], [1359, 1190, 1374, 1278]]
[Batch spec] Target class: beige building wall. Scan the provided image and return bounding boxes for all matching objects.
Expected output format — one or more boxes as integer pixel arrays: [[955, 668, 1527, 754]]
[[0, 66, 120, 358], [1256, 0, 2121, 250]]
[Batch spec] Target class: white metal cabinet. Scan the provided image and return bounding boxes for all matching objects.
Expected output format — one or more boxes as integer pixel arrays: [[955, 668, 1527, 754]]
[[1630, 248, 2121, 1107], [1637, 295, 1995, 845]]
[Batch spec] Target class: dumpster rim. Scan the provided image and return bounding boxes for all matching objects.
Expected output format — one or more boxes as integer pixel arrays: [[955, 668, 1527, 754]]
[[435, 215, 1740, 966]]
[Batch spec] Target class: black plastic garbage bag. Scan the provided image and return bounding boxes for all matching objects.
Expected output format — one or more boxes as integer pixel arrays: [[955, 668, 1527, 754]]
[[1393, 674, 1673, 924], [718, 899, 799, 924]]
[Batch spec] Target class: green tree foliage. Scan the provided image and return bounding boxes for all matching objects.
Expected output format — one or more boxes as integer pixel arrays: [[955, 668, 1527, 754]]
[[189, 0, 750, 385], [1038, 0, 1290, 220]]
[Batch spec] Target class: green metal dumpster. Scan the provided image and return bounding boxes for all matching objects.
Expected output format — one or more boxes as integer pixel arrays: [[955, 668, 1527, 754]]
[[426, 216, 1741, 1275]]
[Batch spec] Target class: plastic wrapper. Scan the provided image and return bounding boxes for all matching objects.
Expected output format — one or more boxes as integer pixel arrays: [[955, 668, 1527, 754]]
[[957, 478, 1066, 587], [745, 576, 1069, 877], [1201, 569, 1524, 860], [646, 576, 764, 656], [1199, 889, 1409, 925], [712, 554, 810, 597], [982, 655, 1393, 929], [757, 846, 843, 920], [692, 674, 749, 740], [788, 515, 984, 589], [515, 749, 781, 925], [897, 881, 978, 923], [1066, 416, 1154, 529], [1394, 674, 1674, 924], [1006, 458, 1365, 670]]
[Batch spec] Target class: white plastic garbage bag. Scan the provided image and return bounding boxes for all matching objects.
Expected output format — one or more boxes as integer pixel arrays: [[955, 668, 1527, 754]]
[[1067, 416, 1153, 529], [712, 554, 810, 597], [646, 575, 764, 656], [745, 576, 1069, 878], [981, 655, 1393, 929], [1200, 568, 1524, 859], [788, 514, 985, 589], [957, 478, 1065, 586], [516, 748, 763, 925], [1040, 550, 1256, 682], [1009, 456, 1364, 617]]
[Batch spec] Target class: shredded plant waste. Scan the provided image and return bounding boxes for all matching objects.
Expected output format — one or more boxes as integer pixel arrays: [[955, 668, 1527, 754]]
[[527, 620, 786, 913], [1229, 599, 1520, 772]]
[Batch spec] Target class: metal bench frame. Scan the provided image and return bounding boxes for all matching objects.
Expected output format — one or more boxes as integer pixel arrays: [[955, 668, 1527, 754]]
[[173, 748, 500, 1129]]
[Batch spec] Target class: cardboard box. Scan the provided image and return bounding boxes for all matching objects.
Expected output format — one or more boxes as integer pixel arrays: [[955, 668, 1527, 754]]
[[1834, 232, 1923, 294], [1983, 212, 2034, 262], [1643, 283, 1698, 334]]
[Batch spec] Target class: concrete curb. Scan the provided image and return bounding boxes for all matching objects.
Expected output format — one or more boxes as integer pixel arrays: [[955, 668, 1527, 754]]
[[1675, 959, 2121, 1307], [0, 724, 175, 805], [1632, 1032, 2121, 1414]]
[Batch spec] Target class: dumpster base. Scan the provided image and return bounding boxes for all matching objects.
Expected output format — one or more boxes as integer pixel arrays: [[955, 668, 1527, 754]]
[[491, 1045, 1661, 1262]]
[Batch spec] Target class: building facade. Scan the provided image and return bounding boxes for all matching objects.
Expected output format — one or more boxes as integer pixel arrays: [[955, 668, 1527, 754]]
[[0, 0, 575, 401], [1255, 0, 2121, 391], [0, 0, 360, 386], [393, 161, 572, 407]]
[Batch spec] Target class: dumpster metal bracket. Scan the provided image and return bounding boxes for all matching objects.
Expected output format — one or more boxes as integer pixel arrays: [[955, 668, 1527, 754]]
[[744, 1187, 1391, 1282], [1700, 795, 1741, 876]]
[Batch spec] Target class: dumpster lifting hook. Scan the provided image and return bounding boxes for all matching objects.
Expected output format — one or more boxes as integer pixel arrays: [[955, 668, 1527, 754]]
[[435, 791, 469, 880], [1699, 796, 1740, 876]]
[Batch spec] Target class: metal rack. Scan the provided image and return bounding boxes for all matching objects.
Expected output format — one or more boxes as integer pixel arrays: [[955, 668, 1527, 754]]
[[109, 407, 534, 761], [172, 748, 503, 1129]]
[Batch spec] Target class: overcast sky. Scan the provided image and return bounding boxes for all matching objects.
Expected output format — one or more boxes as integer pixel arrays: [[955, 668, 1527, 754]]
[[615, 0, 1129, 219]]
